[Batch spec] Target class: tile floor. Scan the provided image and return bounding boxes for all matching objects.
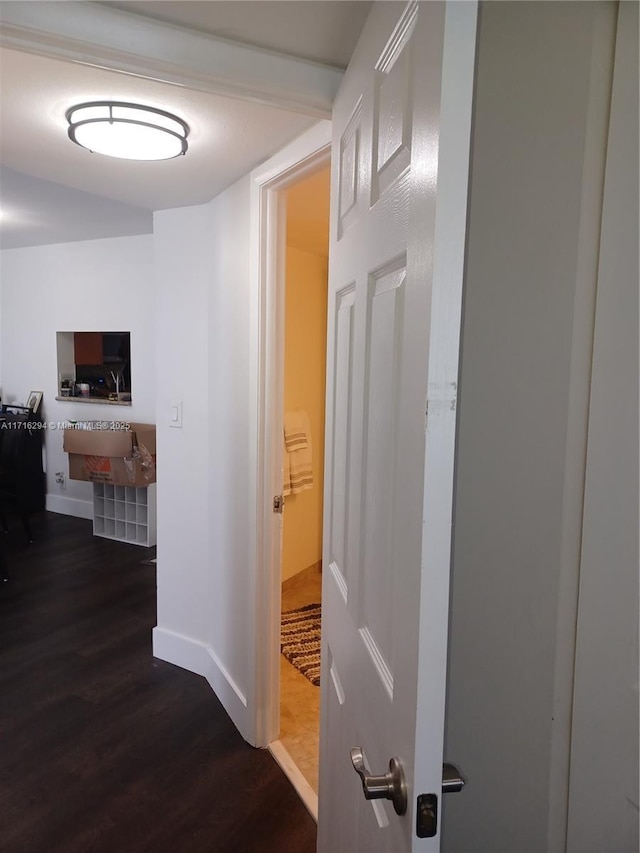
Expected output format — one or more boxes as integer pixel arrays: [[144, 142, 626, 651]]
[[280, 565, 322, 793]]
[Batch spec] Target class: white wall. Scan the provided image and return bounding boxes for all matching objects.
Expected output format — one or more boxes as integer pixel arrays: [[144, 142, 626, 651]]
[[152, 177, 254, 740], [566, 3, 639, 848], [443, 2, 627, 851], [0, 234, 155, 518]]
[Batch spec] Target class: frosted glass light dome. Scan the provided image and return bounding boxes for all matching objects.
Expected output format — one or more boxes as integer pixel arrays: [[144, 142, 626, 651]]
[[66, 102, 189, 161]]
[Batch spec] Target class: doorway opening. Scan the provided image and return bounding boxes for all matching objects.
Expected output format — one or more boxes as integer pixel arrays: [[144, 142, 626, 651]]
[[276, 165, 330, 806], [249, 121, 331, 818]]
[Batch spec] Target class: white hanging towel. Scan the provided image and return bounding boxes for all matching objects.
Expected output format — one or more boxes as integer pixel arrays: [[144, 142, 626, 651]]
[[284, 410, 313, 494], [283, 437, 292, 496], [284, 410, 309, 452]]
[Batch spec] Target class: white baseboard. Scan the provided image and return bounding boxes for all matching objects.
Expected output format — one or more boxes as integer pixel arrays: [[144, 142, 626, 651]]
[[46, 493, 93, 519], [152, 626, 250, 741]]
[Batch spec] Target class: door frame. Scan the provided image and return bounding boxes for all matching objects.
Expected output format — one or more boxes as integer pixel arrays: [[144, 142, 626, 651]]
[[248, 120, 332, 748]]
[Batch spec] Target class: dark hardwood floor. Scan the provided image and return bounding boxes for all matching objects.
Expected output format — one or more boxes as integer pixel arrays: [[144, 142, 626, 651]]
[[0, 512, 317, 853]]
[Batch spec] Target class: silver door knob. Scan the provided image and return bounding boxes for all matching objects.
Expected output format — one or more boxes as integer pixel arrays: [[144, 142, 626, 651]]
[[350, 747, 408, 816]]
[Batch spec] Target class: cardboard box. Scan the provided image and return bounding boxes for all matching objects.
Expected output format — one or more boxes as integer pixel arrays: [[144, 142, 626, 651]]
[[64, 422, 156, 486]]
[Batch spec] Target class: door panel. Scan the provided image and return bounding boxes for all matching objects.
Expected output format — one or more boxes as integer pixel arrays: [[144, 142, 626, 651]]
[[328, 284, 356, 594], [361, 259, 406, 685], [372, 6, 414, 201], [319, 2, 477, 851]]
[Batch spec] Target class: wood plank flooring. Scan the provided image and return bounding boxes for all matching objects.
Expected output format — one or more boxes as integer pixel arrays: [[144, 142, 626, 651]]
[[0, 512, 317, 853]]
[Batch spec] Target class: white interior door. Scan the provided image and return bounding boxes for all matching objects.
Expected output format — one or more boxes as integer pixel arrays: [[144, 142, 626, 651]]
[[318, 2, 477, 851]]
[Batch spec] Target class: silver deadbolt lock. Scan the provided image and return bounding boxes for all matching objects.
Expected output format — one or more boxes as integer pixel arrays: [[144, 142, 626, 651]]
[[350, 747, 408, 816]]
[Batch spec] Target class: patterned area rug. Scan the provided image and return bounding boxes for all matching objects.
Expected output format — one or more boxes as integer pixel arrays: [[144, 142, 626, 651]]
[[281, 603, 321, 686]]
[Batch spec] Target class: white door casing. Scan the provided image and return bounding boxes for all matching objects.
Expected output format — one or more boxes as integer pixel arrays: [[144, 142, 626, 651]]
[[249, 121, 332, 749], [318, 2, 477, 852]]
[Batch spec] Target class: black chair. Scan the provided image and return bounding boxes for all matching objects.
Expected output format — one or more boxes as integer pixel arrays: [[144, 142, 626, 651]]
[[0, 407, 45, 544]]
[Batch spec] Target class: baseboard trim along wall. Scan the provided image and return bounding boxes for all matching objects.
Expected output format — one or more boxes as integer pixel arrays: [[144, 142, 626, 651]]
[[281, 561, 322, 593], [46, 493, 93, 519], [152, 626, 249, 740]]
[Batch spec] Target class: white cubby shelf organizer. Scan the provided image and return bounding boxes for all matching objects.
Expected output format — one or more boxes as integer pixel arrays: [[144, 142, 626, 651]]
[[93, 483, 157, 547]]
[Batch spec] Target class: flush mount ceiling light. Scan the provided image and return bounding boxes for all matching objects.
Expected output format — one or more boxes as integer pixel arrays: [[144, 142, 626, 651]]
[[66, 101, 189, 161]]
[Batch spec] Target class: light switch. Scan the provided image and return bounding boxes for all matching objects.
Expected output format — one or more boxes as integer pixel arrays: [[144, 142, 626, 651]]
[[169, 399, 183, 428]]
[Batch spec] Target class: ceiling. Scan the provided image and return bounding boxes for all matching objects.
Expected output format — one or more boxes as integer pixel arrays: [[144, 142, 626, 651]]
[[104, 1, 370, 69], [0, 1, 371, 249], [0, 45, 315, 247]]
